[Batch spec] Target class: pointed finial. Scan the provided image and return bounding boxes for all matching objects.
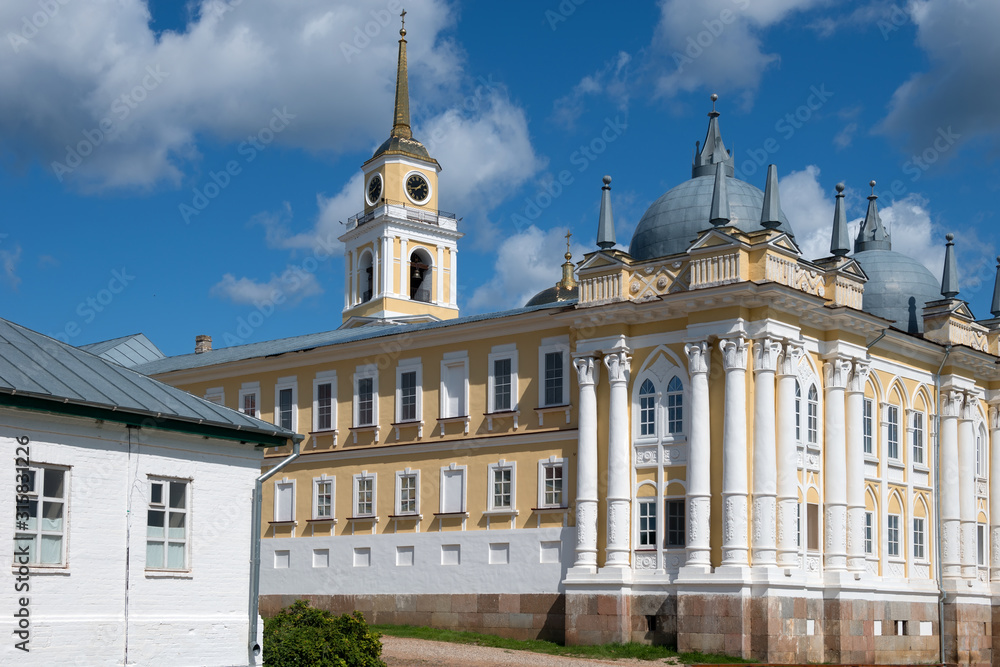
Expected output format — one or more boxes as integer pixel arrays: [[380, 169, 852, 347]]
[[760, 164, 782, 229], [390, 9, 412, 140], [400, 8, 407, 36], [941, 233, 959, 299], [830, 182, 849, 257], [854, 179, 890, 253], [596, 175, 616, 250], [710, 161, 730, 227], [692, 94, 734, 178], [564, 230, 573, 259], [990, 256, 1000, 317], [710, 93, 718, 115]]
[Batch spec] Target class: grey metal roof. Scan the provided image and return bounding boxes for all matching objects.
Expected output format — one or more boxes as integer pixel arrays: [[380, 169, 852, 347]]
[[853, 249, 941, 334], [629, 175, 794, 261], [133, 301, 571, 376], [0, 318, 294, 441], [80, 333, 165, 368]]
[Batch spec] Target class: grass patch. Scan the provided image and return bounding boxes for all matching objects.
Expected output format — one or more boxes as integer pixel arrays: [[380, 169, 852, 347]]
[[373, 624, 753, 663]]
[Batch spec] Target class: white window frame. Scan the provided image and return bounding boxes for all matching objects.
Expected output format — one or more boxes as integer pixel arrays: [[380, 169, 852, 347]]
[[664, 497, 686, 548], [887, 513, 901, 558], [977, 430, 988, 479], [487, 344, 518, 414], [395, 468, 420, 516], [637, 378, 657, 439], [864, 511, 874, 555], [14, 464, 69, 567], [312, 371, 337, 432], [273, 478, 295, 523], [665, 375, 685, 438], [439, 352, 469, 419], [636, 497, 657, 548], [203, 387, 225, 405], [239, 381, 261, 419], [538, 337, 570, 408], [979, 523, 987, 566], [274, 376, 298, 432], [886, 404, 900, 461], [863, 397, 874, 455], [910, 409, 925, 466], [146, 476, 190, 571], [806, 384, 818, 445], [487, 460, 516, 512], [312, 476, 334, 520], [353, 364, 379, 427], [439, 464, 468, 514], [912, 517, 925, 561], [537, 456, 567, 508], [353, 471, 377, 518], [394, 359, 422, 423]]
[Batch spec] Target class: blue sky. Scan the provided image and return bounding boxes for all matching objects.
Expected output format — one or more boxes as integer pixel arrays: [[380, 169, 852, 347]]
[[1, 0, 997, 356]]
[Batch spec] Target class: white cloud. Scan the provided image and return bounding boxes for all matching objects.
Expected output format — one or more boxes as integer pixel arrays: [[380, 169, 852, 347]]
[[778, 165, 834, 261], [466, 225, 588, 313], [0, 0, 462, 190], [210, 266, 322, 306], [0, 242, 22, 289], [833, 122, 858, 150], [651, 0, 825, 101], [552, 51, 631, 129]]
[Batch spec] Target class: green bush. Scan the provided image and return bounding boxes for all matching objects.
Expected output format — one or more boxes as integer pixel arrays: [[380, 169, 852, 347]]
[[264, 599, 386, 667]]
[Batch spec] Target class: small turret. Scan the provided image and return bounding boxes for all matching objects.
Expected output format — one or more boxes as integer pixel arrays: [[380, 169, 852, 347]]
[[760, 164, 782, 230], [692, 94, 735, 178], [596, 175, 616, 250], [854, 180, 890, 253], [710, 161, 730, 226], [830, 183, 849, 257], [940, 233, 959, 299]]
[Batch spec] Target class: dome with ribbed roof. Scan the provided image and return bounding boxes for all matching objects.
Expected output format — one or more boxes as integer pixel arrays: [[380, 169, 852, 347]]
[[853, 249, 939, 334]]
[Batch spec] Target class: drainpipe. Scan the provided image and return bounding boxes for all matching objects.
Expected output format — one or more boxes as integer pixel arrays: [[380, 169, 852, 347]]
[[248, 435, 304, 664], [932, 345, 951, 665]]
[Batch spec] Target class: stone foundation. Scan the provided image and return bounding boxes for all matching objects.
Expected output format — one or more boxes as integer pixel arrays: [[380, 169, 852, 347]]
[[944, 599, 991, 667]]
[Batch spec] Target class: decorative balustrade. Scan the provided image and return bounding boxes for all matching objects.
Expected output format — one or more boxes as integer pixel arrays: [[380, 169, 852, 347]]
[[690, 252, 740, 288]]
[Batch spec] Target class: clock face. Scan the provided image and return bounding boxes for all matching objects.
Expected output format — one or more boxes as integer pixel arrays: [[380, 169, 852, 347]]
[[366, 174, 382, 205], [405, 173, 430, 204]]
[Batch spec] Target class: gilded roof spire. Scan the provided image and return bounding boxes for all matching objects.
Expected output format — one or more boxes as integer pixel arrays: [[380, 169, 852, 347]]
[[559, 231, 578, 289], [391, 9, 412, 141], [854, 180, 890, 253]]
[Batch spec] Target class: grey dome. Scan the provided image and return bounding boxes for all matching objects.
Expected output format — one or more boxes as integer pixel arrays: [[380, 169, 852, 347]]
[[629, 175, 793, 261], [853, 249, 940, 334]]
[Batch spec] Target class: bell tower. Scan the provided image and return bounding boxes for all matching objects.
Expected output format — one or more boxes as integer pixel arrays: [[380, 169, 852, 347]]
[[340, 11, 462, 327]]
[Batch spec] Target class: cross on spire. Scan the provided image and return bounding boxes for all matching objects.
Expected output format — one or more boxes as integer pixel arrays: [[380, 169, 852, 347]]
[[400, 9, 406, 32], [565, 230, 572, 254]]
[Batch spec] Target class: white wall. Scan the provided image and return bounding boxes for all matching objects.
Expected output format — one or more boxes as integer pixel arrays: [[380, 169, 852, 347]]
[[0, 408, 262, 667]]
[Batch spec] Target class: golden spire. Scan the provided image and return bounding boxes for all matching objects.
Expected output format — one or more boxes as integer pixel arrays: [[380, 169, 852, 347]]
[[558, 231, 577, 289], [391, 9, 412, 140]]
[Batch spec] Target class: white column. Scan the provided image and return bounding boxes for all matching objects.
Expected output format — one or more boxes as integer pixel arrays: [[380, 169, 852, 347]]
[[720, 336, 749, 567], [958, 392, 977, 579], [572, 356, 600, 570], [823, 357, 851, 572], [449, 248, 458, 307], [436, 246, 445, 304], [344, 250, 353, 309], [603, 344, 631, 568], [845, 360, 871, 572], [776, 340, 803, 567], [940, 390, 962, 579], [400, 238, 409, 297], [684, 342, 711, 568], [751, 338, 781, 567], [990, 404, 1000, 581], [383, 236, 394, 297]]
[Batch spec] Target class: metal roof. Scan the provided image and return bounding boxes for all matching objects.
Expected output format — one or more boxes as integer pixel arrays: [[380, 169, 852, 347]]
[[133, 302, 571, 376], [0, 318, 295, 442], [80, 333, 166, 368]]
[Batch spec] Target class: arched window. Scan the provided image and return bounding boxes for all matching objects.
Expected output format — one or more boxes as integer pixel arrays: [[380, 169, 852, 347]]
[[409, 250, 433, 303], [666, 376, 683, 435], [795, 381, 802, 442], [639, 380, 656, 437], [358, 251, 374, 303], [807, 385, 818, 445], [977, 426, 987, 478]]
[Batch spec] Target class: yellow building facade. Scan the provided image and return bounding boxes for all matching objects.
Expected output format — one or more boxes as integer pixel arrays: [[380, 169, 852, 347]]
[[133, 25, 1000, 666]]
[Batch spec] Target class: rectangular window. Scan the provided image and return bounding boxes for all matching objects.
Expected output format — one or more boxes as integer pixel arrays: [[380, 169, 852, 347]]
[[796, 504, 802, 548], [278, 388, 293, 430], [441, 355, 468, 418], [806, 388, 818, 445], [538, 459, 566, 508], [807, 503, 819, 551], [354, 474, 375, 517], [665, 499, 686, 548], [493, 358, 512, 411], [863, 398, 873, 455], [313, 372, 336, 432], [912, 411, 924, 465], [274, 481, 294, 522], [979, 523, 987, 566], [400, 371, 417, 421], [913, 517, 925, 560], [440, 467, 466, 514], [887, 405, 900, 460], [638, 499, 656, 547], [147, 479, 188, 570], [397, 471, 418, 515], [639, 390, 655, 437], [274, 377, 297, 432], [865, 511, 874, 555], [544, 351, 564, 406], [357, 377, 374, 426], [14, 466, 67, 566], [666, 384, 683, 435], [887, 514, 900, 557], [313, 479, 333, 519], [240, 382, 261, 419], [492, 467, 512, 509]]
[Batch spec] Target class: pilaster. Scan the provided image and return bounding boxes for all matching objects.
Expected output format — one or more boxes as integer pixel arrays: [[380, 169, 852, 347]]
[[845, 359, 870, 573], [571, 356, 600, 572]]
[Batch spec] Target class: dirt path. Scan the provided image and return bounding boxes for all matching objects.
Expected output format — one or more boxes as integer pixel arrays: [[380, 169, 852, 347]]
[[380, 635, 683, 667]]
